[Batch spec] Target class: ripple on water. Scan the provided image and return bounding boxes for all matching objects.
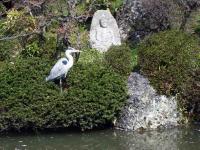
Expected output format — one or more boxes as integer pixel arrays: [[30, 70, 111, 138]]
[[0, 127, 200, 150]]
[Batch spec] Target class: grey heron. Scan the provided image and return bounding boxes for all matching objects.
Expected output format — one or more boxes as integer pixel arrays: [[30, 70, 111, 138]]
[[46, 47, 81, 92]]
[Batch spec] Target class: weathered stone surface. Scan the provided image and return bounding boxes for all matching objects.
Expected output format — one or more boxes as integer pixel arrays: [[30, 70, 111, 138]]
[[115, 72, 181, 131], [90, 10, 121, 52], [117, 0, 200, 41]]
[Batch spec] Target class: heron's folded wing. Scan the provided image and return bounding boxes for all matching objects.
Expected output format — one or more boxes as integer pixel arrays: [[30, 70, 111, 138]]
[[48, 58, 68, 80]]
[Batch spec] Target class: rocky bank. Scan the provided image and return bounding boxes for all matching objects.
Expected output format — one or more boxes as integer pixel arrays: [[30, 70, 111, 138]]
[[115, 72, 182, 131]]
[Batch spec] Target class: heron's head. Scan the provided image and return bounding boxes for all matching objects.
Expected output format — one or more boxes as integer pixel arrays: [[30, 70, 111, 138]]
[[65, 47, 81, 55]]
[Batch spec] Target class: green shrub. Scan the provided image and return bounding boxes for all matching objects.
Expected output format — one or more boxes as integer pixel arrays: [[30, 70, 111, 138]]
[[131, 47, 138, 69], [181, 69, 200, 121], [41, 35, 57, 58], [69, 25, 90, 50], [75, 0, 123, 15], [194, 16, 200, 36], [0, 61, 5, 71], [2, 9, 36, 35], [21, 42, 42, 57], [138, 30, 200, 121], [66, 62, 127, 130], [138, 30, 200, 95], [78, 48, 103, 64], [0, 40, 20, 61], [0, 41, 11, 61], [105, 44, 133, 76], [21, 35, 57, 59], [0, 55, 127, 132], [0, 3, 6, 16]]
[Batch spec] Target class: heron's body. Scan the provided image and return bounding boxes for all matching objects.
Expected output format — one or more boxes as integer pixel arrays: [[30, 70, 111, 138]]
[[46, 48, 79, 82], [46, 58, 69, 81]]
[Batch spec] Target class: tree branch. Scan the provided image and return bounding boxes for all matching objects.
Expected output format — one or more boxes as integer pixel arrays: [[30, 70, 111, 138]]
[[0, 32, 39, 41]]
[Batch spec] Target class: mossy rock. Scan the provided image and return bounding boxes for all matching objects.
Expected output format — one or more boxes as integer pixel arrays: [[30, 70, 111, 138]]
[[138, 30, 200, 121]]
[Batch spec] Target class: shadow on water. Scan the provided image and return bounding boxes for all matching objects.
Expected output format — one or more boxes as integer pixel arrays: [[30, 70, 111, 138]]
[[0, 126, 200, 150]]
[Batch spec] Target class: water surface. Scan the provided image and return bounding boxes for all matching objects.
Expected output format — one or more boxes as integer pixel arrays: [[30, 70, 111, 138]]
[[0, 126, 200, 150]]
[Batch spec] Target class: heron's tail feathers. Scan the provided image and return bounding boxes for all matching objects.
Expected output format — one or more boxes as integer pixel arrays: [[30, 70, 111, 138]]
[[46, 76, 50, 82]]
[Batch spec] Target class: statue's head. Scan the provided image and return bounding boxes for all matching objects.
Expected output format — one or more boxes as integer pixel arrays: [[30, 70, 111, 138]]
[[99, 18, 108, 28]]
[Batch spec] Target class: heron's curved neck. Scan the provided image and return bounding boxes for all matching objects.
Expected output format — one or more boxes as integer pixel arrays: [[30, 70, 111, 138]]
[[65, 52, 74, 68]]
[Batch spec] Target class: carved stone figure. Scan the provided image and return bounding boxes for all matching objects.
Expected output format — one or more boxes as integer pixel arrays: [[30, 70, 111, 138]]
[[90, 10, 121, 52]]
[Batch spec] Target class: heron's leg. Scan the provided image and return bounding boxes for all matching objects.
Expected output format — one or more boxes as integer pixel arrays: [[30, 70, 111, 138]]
[[76, 52, 80, 62], [64, 74, 69, 89], [60, 78, 63, 93]]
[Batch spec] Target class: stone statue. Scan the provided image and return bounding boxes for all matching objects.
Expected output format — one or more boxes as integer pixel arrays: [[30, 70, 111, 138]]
[[90, 10, 121, 52]]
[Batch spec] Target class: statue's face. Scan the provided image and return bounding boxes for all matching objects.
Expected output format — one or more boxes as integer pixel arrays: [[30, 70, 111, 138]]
[[100, 19, 107, 28]]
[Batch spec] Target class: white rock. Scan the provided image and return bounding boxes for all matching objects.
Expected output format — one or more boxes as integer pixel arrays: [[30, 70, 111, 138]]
[[115, 72, 182, 131], [90, 10, 121, 52]]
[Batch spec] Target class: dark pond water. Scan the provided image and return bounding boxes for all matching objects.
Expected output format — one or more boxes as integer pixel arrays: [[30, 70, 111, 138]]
[[0, 126, 200, 150]]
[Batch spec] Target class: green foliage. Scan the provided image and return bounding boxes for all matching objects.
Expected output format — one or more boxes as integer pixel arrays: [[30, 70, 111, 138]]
[[2, 9, 36, 35], [0, 3, 6, 15], [0, 53, 127, 131], [46, 0, 69, 16], [90, 0, 123, 12], [138, 30, 200, 95], [0, 0, 130, 132], [78, 48, 103, 64], [181, 69, 200, 121], [131, 48, 138, 69], [0, 57, 57, 131], [194, 15, 200, 36], [0, 61, 6, 72], [21, 42, 41, 57], [75, 0, 123, 15], [0, 41, 12, 61], [41, 35, 57, 58], [68, 25, 90, 50], [105, 44, 133, 76], [46, 19, 60, 33], [0, 19, 6, 36], [138, 30, 200, 121], [66, 62, 127, 130], [0, 40, 20, 61]]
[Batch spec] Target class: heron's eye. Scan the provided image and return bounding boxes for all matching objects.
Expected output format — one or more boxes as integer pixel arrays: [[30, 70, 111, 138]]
[[62, 60, 68, 65]]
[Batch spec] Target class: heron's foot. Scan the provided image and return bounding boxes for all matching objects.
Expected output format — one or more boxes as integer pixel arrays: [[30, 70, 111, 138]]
[[63, 78, 70, 90], [63, 84, 70, 90]]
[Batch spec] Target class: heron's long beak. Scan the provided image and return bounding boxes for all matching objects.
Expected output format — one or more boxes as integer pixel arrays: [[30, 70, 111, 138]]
[[72, 50, 82, 53]]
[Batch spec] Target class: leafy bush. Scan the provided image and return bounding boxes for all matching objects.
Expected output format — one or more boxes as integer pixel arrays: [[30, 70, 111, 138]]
[[0, 55, 127, 132], [2, 9, 36, 35], [194, 16, 200, 36], [75, 0, 123, 15], [138, 30, 200, 121], [66, 62, 127, 130], [0, 41, 12, 61], [95, 0, 123, 12], [69, 25, 90, 50], [78, 48, 103, 64], [21, 42, 41, 57], [0, 40, 20, 61], [41, 35, 57, 58], [105, 44, 133, 76], [181, 69, 200, 121], [0, 3, 6, 15], [138, 30, 200, 95], [131, 47, 138, 69], [19, 34, 57, 59]]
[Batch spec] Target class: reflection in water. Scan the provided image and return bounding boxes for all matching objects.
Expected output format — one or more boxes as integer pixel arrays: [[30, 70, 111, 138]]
[[0, 126, 200, 150]]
